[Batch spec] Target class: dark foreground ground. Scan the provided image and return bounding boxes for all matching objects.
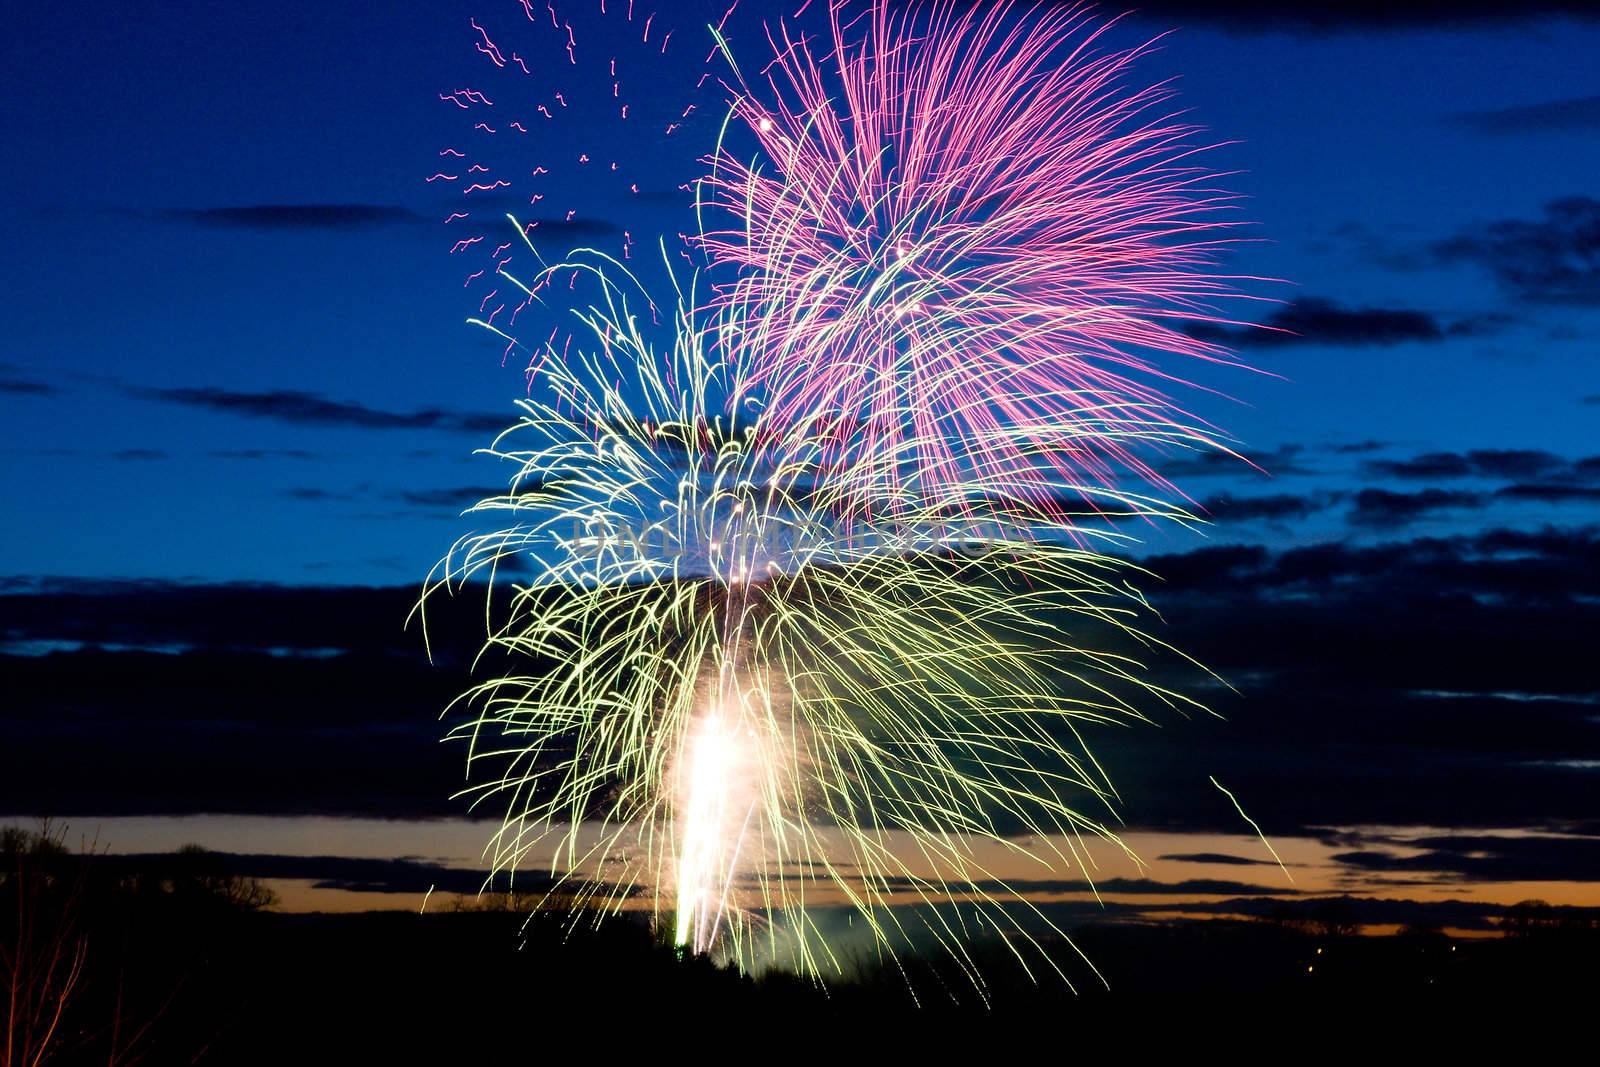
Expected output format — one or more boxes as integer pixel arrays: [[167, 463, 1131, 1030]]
[[6, 833, 1597, 1062]]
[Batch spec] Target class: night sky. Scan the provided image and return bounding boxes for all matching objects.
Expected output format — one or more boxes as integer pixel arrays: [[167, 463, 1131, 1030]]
[[3, 1, 1598, 931]]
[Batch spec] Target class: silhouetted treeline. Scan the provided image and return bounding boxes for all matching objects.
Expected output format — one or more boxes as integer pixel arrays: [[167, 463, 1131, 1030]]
[[208, 905, 1600, 1058], [7, 832, 1599, 1062], [1, 826, 276, 1065]]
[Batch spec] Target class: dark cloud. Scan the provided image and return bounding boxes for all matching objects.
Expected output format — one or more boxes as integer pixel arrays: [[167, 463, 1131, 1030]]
[[282, 487, 356, 503], [1365, 452, 1473, 480], [394, 487, 512, 510], [1331, 832, 1600, 883], [0, 646, 463, 817], [108, 852, 494, 895], [0, 580, 503, 818], [4, 525, 1599, 842], [1347, 488, 1486, 528], [163, 204, 425, 230], [1146, 524, 1600, 601], [1009, 892, 1600, 935], [0, 579, 447, 656], [1363, 449, 1570, 481], [0, 378, 61, 396], [438, 195, 624, 240], [1094, 878, 1298, 896], [1117, 525, 1600, 835], [1199, 492, 1340, 523], [1494, 483, 1600, 504], [276, 485, 540, 513], [1159, 852, 1287, 867], [1127, 2, 1600, 31], [1432, 196, 1600, 304], [114, 448, 169, 462], [1458, 449, 1572, 480], [129, 385, 508, 435], [1455, 94, 1600, 134], [93, 851, 641, 900], [847, 873, 1297, 897], [1186, 299, 1451, 348], [1325, 440, 1388, 455], [1117, 894, 1600, 933], [209, 449, 322, 461], [1139, 542, 1271, 592]]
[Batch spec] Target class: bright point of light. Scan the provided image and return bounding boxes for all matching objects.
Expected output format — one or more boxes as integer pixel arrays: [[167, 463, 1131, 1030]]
[[674, 710, 749, 953]]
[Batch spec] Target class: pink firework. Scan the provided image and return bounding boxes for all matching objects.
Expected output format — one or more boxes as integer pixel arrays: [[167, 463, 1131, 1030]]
[[700, 0, 1263, 517], [435, 0, 709, 365]]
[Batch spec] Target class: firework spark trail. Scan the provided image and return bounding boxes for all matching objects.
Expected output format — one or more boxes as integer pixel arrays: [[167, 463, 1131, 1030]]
[[422, 0, 1266, 985], [1210, 775, 1293, 884], [436, 3, 699, 283], [434, 2, 718, 366], [698, 0, 1267, 520], [423, 237, 1223, 979]]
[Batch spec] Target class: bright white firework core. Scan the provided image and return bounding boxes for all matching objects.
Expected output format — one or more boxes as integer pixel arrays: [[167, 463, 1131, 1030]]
[[673, 707, 757, 954]]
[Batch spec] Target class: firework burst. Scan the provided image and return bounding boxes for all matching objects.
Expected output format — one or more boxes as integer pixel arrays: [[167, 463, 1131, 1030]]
[[424, 241, 1213, 981], [699, 0, 1262, 516], [417, 0, 1273, 990]]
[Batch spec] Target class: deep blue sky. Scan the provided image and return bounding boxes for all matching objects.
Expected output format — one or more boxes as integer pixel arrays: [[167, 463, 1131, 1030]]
[[4, 0, 1598, 583], [4, 3, 1599, 927]]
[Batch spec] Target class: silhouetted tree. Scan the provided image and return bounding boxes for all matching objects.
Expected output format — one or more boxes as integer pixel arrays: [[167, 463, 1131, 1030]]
[[1310, 899, 1358, 939], [2, 825, 280, 1065], [1397, 923, 1448, 946], [1, 824, 88, 1067], [1499, 899, 1559, 938], [162, 846, 278, 912]]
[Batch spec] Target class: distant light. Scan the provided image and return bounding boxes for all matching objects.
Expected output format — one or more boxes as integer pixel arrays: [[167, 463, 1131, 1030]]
[[758, 117, 773, 132]]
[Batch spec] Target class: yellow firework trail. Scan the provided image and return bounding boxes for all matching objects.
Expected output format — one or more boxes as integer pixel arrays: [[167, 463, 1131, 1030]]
[[421, 243, 1225, 985]]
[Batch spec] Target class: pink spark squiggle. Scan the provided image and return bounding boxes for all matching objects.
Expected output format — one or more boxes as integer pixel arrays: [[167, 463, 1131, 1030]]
[[471, 18, 507, 66]]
